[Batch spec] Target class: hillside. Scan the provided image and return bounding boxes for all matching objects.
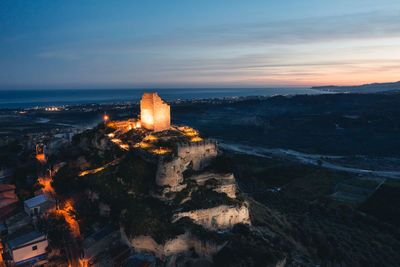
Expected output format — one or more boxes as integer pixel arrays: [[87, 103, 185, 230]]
[[46, 120, 400, 266], [312, 81, 400, 93]]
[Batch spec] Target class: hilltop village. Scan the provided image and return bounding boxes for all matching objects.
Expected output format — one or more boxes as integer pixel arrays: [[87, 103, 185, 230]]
[[0, 93, 252, 266], [68, 93, 251, 265]]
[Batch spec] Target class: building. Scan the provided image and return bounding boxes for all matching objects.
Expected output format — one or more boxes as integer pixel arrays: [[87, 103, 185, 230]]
[[0, 169, 14, 184], [6, 231, 48, 265], [0, 184, 18, 220], [23, 194, 52, 216], [0, 184, 16, 195], [4, 212, 32, 236], [140, 93, 170, 132]]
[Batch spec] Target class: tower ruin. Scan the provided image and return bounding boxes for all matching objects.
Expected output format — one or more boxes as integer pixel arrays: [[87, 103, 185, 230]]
[[140, 92, 170, 132]]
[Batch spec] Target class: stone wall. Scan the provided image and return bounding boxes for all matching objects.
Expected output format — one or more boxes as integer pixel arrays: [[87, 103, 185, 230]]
[[156, 140, 218, 189]]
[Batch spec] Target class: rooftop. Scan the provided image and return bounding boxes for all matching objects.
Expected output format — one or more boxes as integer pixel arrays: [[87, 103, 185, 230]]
[[24, 194, 47, 208], [0, 184, 16, 193], [7, 230, 45, 250]]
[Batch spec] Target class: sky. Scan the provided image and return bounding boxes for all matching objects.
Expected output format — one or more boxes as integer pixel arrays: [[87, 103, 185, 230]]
[[1, 0, 400, 89]]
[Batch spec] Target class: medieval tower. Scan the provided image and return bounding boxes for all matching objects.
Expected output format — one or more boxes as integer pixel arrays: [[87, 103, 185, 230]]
[[140, 92, 171, 132]]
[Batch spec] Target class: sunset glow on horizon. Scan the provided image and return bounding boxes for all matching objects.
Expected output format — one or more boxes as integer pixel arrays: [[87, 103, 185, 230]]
[[1, 0, 400, 89]]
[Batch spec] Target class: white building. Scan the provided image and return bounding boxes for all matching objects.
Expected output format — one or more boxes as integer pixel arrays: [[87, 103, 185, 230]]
[[23, 194, 50, 216], [6, 231, 48, 265]]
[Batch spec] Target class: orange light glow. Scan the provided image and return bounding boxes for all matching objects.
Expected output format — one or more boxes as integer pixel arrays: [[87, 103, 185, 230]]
[[36, 153, 47, 164], [45, 107, 60, 111], [111, 138, 122, 144], [136, 121, 141, 128], [107, 133, 115, 138], [150, 147, 172, 154], [104, 115, 109, 121], [79, 166, 105, 177], [179, 126, 203, 141], [78, 158, 121, 177], [134, 142, 153, 149], [38, 177, 55, 195], [144, 135, 158, 142], [0, 240, 4, 262], [79, 258, 89, 267], [106, 119, 141, 133], [179, 126, 199, 137], [57, 200, 80, 237], [119, 144, 129, 150]]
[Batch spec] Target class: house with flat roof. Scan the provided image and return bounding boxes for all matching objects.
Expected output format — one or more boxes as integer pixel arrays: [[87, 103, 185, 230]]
[[6, 230, 48, 265], [23, 194, 52, 216]]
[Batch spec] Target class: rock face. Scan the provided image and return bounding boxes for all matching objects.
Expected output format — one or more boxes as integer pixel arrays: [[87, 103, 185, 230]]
[[154, 138, 250, 231], [172, 204, 251, 231], [140, 93, 170, 132], [156, 140, 218, 189], [131, 233, 225, 261], [190, 172, 237, 198]]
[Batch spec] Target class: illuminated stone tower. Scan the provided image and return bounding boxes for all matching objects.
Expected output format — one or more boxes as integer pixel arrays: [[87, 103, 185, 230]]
[[140, 93, 170, 132]]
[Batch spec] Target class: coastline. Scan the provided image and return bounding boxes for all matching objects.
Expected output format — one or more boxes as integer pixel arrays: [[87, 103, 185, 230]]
[[0, 87, 322, 109]]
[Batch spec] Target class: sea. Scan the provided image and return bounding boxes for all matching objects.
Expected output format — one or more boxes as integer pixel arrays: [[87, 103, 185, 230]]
[[0, 88, 323, 109]]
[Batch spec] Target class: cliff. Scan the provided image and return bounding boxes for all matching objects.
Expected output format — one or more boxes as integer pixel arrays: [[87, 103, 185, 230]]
[[53, 121, 253, 265], [172, 204, 250, 231]]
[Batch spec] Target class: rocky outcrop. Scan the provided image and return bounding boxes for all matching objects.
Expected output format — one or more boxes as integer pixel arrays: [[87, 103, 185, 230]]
[[130, 233, 226, 261], [190, 173, 237, 198], [172, 204, 251, 231]]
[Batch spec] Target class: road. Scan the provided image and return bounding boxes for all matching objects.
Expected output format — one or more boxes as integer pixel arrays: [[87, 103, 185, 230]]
[[218, 141, 400, 179]]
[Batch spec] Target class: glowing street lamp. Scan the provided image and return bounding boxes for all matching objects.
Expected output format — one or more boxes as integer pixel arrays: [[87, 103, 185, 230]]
[[104, 115, 109, 122]]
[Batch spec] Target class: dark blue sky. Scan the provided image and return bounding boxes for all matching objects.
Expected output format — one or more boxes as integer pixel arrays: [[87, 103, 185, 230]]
[[1, 0, 400, 89]]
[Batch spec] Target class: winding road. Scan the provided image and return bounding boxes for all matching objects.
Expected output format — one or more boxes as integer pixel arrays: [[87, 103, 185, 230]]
[[218, 141, 400, 179]]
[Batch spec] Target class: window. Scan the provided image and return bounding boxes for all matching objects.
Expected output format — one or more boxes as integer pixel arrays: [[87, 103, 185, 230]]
[[32, 245, 37, 251]]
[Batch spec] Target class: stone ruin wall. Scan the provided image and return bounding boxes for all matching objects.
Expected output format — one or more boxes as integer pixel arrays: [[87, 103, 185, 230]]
[[156, 140, 218, 189], [176, 140, 218, 170]]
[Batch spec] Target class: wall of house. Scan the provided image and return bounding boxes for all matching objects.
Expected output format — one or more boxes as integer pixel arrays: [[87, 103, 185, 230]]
[[11, 239, 48, 264], [24, 204, 40, 216]]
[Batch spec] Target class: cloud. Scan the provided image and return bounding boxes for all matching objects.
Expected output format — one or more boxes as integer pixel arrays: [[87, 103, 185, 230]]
[[169, 11, 400, 47], [19, 10, 400, 87]]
